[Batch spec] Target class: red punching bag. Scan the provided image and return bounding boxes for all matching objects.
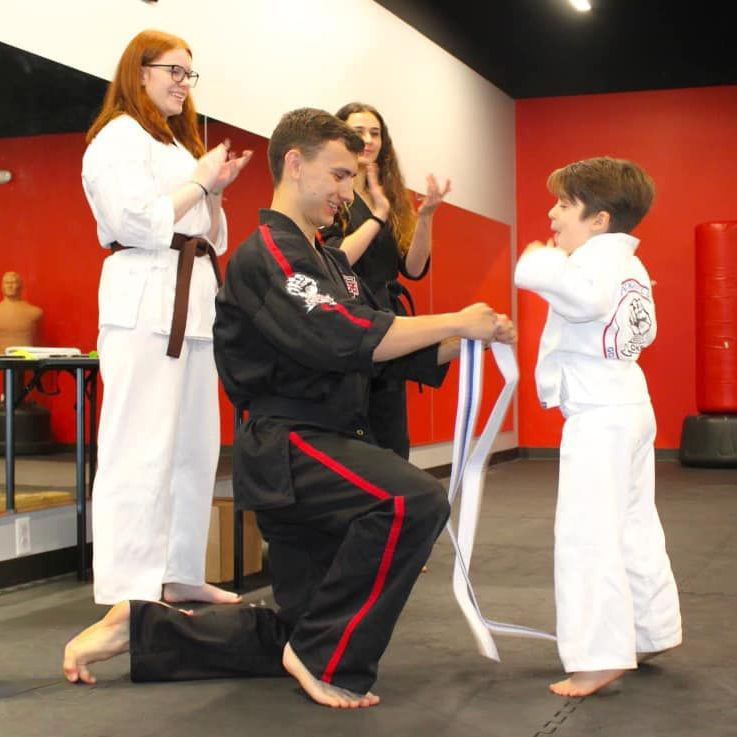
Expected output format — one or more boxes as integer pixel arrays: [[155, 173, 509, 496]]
[[695, 222, 737, 413]]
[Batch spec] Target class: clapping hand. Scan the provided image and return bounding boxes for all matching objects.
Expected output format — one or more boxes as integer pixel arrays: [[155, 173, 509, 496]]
[[417, 174, 451, 216], [521, 238, 554, 258], [366, 163, 391, 221], [210, 139, 253, 194]]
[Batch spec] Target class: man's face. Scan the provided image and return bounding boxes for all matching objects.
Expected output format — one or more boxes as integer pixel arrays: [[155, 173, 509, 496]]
[[296, 139, 357, 229], [2, 272, 21, 298]]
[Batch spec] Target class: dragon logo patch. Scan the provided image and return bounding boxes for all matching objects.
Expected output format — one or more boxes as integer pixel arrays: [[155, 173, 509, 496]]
[[285, 273, 336, 313]]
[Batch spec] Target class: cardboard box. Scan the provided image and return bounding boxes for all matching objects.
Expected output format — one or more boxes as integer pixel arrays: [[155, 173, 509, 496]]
[[205, 498, 263, 582]]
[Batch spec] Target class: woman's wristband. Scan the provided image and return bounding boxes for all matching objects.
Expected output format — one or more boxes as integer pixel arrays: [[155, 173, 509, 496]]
[[368, 214, 386, 228], [190, 180, 209, 197]]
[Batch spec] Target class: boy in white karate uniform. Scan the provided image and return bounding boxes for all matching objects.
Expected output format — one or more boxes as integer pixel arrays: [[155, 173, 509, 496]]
[[514, 157, 682, 697]]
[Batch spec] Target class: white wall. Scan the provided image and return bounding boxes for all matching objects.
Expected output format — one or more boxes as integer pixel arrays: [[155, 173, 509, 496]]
[[2, 0, 515, 224]]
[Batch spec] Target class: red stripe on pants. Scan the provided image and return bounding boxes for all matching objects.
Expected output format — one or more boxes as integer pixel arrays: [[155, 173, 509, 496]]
[[288, 431, 405, 684]]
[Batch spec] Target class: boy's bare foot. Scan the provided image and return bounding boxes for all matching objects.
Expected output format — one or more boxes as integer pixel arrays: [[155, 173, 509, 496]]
[[549, 669, 625, 697], [63, 602, 131, 685], [282, 643, 380, 708], [162, 582, 242, 605]]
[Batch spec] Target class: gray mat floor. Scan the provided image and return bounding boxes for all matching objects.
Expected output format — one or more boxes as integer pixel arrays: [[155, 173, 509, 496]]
[[1, 459, 735, 737]]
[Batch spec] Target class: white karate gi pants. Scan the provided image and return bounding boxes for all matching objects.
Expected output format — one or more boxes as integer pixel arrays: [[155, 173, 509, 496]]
[[92, 324, 220, 604], [555, 401, 682, 672]]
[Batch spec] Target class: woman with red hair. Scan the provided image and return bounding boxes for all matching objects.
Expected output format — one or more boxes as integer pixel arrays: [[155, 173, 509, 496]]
[[82, 30, 251, 606]]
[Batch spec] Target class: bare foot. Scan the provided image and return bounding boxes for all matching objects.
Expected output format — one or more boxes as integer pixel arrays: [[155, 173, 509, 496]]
[[421, 565, 429, 573], [282, 643, 380, 708], [163, 582, 242, 605], [63, 602, 131, 685], [549, 669, 625, 697]]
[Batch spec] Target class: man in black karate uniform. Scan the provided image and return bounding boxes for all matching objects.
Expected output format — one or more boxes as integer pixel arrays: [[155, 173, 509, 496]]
[[63, 108, 516, 709]]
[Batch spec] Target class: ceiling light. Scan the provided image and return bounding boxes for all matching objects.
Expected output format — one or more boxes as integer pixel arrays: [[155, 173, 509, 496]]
[[569, 0, 592, 10]]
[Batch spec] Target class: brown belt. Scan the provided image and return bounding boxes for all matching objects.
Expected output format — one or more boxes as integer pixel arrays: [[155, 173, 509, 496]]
[[110, 233, 223, 358]]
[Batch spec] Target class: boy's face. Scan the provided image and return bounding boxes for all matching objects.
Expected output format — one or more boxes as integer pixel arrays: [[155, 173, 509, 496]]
[[548, 197, 607, 254], [295, 139, 357, 229]]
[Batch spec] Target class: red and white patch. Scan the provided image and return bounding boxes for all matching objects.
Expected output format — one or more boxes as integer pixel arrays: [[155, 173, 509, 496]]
[[342, 274, 360, 298]]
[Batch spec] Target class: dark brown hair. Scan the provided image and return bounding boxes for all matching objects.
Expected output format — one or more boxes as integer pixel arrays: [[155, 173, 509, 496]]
[[547, 157, 655, 233], [267, 108, 363, 184], [335, 102, 416, 254]]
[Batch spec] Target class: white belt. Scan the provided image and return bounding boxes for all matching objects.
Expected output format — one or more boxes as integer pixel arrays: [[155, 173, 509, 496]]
[[447, 340, 556, 660]]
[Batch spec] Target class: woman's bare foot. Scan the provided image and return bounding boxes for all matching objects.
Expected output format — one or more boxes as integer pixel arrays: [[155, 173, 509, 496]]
[[282, 643, 380, 708], [162, 582, 242, 605], [63, 602, 131, 685], [549, 669, 626, 697]]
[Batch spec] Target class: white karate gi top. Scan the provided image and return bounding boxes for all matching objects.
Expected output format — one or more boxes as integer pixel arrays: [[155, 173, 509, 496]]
[[514, 233, 656, 408], [82, 114, 227, 339]]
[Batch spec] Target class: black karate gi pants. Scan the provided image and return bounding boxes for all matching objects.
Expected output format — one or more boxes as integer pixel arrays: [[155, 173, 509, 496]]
[[369, 376, 410, 459], [129, 427, 450, 694]]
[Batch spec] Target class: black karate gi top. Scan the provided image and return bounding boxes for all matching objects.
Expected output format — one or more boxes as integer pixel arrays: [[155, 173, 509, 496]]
[[214, 210, 448, 510], [321, 193, 429, 316]]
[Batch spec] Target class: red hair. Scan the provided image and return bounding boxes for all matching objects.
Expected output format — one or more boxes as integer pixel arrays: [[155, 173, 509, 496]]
[[87, 29, 204, 157]]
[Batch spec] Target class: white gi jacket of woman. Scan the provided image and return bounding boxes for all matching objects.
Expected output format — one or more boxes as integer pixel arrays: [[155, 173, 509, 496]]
[[514, 233, 657, 408], [82, 114, 227, 339]]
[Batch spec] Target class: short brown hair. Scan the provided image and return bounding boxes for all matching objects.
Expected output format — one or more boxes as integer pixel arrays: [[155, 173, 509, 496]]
[[267, 108, 363, 184], [547, 157, 655, 233], [87, 29, 204, 158]]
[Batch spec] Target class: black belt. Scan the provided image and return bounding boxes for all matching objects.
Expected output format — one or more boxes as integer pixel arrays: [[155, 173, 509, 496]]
[[387, 279, 416, 316], [249, 395, 367, 437]]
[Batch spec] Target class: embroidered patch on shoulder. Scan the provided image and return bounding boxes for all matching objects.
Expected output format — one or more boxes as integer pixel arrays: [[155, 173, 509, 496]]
[[285, 273, 336, 313], [603, 279, 654, 359], [342, 274, 360, 297]]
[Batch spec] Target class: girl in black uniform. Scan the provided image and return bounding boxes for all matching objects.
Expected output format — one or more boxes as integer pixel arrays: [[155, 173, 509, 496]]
[[322, 102, 451, 458]]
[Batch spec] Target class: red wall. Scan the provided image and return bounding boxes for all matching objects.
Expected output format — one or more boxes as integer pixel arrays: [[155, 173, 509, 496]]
[[1, 123, 270, 445], [2, 121, 512, 447], [2, 132, 102, 442], [9, 85, 735, 452], [516, 85, 737, 449]]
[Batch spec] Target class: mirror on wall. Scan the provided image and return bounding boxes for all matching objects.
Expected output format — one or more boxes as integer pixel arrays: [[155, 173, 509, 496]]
[[1, 43, 106, 513], [0, 42, 238, 514]]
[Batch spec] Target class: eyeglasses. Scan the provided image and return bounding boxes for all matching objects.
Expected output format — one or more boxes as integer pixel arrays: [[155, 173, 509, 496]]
[[143, 64, 199, 87]]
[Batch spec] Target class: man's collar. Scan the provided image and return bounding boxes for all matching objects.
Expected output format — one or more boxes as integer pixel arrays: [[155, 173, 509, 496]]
[[258, 209, 315, 247]]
